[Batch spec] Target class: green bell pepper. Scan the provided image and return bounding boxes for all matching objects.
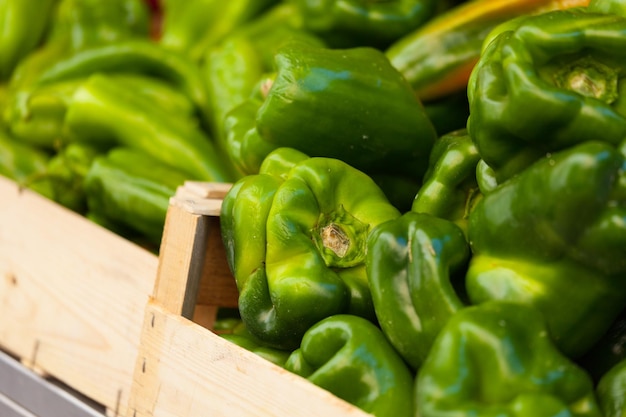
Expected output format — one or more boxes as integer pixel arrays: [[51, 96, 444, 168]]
[[42, 142, 102, 212], [475, 158, 499, 195], [415, 301, 602, 417], [48, 0, 150, 52], [4, 73, 197, 151], [159, 0, 277, 62], [256, 146, 310, 180], [218, 319, 291, 367], [466, 141, 626, 358], [597, 358, 626, 417], [7, 0, 151, 90], [366, 211, 469, 370], [3, 78, 81, 150], [228, 3, 323, 70], [412, 129, 481, 236], [84, 147, 188, 245], [33, 39, 211, 127], [222, 95, 278, 177], [255, 41, 437, 182], [368, 173, 422, 213], [467, 7, 626, 182], [202, 5, 324, 174], [221, 150, 401, 349], [288, 0, 439, 49], [385, 0, 589, 102], [422, 91, 471, 137], [589, 0, 626, 16], [63, 73, 236, 182], [0, 0, 56, 81], [285, 314, 414, 417], [0, 128, 54, 198], [202, 36, 264, 160], [578, 308, 626, 382]]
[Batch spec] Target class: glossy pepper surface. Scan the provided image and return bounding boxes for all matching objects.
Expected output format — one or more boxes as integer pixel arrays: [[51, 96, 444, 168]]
[[289, 0, 439, 49], [221, 150, 400, 349], [216, 318, 291, 367], [42, 142, 102, 212], [255, 42, 437, 182], [0, 129, 53, 197], [48, 0, 150, 50], [597, 358, 626, 417], [33, 39, 211, 126], [222, 96, 277, 177], [366, 212, 469, 370], [385, 0, 590, 102], [285, 314, 414, 417], [466, 141, 626, 358], [467, 6, 626, 182], [63, 74, 236, 182], [4, 73, 197, 152], [203, 6, 324, 175], [84, 147, 187, 245], [416, 301, 603, 417], [412, 129, 481, 236], [3, 78, 81, 150], [159, 0, 277, 62], [578, 309, 626, 382], [0, 0, 56, 81], [7, 0, 151, 90]]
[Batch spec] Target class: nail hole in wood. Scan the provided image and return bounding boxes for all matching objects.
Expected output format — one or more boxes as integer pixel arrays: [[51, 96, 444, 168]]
[[5, 272, 17, 285]]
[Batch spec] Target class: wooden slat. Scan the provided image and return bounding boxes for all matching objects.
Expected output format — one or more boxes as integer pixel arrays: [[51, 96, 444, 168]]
[[128, 179, 368, 417], [127, 303, 372, 417], [0, 176, 159, 416], [196, 216, 238, 308], [155, 182, 238, 319], [152, 203, 209, 319]]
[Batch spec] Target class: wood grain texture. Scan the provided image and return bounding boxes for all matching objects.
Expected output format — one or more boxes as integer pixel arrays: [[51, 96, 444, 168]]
[[128, 181, 369, 417], [0, 176, 158, 416], [160, 182, 238, 313], [128, 303, 372, 417]]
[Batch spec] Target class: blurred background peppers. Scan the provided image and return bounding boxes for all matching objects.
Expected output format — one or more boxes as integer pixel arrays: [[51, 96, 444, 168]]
[[7, 0, 152, 91], [287, 0, 440, 49], [0, 0, 56, 81], [386, 0, 591, 103], [0, 0, 625, 415]]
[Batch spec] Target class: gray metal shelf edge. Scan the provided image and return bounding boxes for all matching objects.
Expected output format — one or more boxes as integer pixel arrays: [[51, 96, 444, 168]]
[[0, 349, 107, 417]]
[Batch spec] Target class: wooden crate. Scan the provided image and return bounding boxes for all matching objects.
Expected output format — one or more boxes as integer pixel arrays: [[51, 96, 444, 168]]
[[0, 175, 159, 417], [126, 182, 371, 417]]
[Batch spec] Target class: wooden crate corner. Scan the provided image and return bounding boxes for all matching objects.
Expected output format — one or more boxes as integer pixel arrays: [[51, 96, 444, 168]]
[[0, 176, 160, 417], [126, 181, 370, 417]]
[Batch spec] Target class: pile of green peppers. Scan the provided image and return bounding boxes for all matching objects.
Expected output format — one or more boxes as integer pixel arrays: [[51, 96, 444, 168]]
[[1, 0, 625, 416]]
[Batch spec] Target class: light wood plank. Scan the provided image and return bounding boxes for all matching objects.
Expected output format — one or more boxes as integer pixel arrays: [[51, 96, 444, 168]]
[[196, 216, 238, 308], [157, 184, 238, 315], [152, 203, 208, 318], [0, 176, 159, 416], [128, 303, 372, 417]]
